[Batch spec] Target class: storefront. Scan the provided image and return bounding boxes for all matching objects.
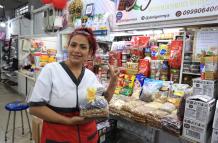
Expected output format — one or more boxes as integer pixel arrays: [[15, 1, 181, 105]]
[[0, 0, 218, 143]]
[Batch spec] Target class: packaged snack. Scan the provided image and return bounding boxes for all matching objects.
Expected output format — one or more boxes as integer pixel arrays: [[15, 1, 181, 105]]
[[126, 62, 139, 75], [80, 88, 109, 118], [140, 79, 163, 102], [161, 113, 182, 136], [159, 102, 176, 113], [169, 40, 183, 69], [168, 84, 190, 107], [138, 59, 150, 77], [131, 74, 145, 99], [159, 44, 170, 60], [151, 45, 159, 60]]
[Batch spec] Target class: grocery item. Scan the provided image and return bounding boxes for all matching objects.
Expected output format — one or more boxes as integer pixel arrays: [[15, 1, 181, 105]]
[[159, 44, 170, 60], [169, 40, 183, 69], [140, 79, 163, 102], [131, 74, 145, 99], [151, 45, 159, 60], [168, 84, 190, 107], [160, 60, 170, 81], [159, 102, 176, 113], [138, 59, 150, 77], [161, 113, 182, 136], [80, 88, 109, 118]]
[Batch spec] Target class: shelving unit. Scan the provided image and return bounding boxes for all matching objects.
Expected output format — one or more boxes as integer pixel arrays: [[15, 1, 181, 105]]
[[182, 72, 201, 76]]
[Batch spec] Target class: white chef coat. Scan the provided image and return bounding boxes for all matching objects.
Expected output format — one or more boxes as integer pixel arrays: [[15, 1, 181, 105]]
[[28, 62, 104, 110]]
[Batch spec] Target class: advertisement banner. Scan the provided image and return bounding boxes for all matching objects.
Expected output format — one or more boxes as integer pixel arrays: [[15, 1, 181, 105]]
[[115, 0, 218, 25]]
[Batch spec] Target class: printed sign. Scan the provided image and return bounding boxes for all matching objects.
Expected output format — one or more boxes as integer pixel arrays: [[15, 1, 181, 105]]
[[115, 0, 218, 25]]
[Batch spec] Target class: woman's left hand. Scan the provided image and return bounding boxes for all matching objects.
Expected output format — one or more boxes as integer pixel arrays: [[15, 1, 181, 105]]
[[108, 64, 119, 83]]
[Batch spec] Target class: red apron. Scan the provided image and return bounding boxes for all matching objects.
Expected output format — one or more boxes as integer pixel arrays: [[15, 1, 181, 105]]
[[40, 112, 98, 143]]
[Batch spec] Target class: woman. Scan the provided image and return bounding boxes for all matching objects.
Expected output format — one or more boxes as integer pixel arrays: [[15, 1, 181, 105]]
[[28, 28, 118, 143]]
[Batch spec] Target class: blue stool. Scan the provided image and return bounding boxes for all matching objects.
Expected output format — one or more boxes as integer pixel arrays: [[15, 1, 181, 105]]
[[5, 101, 32, 143]]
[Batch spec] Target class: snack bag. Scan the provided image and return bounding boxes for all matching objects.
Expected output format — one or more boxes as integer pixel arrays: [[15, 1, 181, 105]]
[[80, 87, 109, 118], [120, 74, 135, 96], [140, 78, 163, 102], [151, 45, 159, 60], [131, 74, 145, 99], [138, 59, 150, 77], [169, 40, 183, 69], [159, 44, 170, 60]]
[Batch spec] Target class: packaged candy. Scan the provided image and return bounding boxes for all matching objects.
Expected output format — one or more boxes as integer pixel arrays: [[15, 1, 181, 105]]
[[80, 87, 109, 118]]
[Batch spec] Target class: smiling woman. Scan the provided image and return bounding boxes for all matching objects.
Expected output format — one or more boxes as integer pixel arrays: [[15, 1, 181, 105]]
[[28, 27, 119, 143]]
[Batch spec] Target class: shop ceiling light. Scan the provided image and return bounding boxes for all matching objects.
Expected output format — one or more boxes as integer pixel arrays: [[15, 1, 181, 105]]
[[0, 22, 6, 27], [0, 5, 3, 8]]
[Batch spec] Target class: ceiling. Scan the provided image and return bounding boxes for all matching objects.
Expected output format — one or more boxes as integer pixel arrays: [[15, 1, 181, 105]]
[[0, 0, 42, 20]]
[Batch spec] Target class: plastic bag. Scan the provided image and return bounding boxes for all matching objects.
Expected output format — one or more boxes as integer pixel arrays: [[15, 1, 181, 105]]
[[140, 79, 163, 102], [80, 88, 109, 118]]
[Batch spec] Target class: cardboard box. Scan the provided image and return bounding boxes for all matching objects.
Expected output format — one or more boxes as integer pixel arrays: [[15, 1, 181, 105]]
[[213, 101, 218, 129], [32, 116, 43, 143], [204, 56, 218, 72], [205, 72, 218, 80], [204, 56, 218, 80], [193, 78, 218, 98], [211, 129, 218, 143], [184, 95, 215, 124], [182, 118, 212, 143]]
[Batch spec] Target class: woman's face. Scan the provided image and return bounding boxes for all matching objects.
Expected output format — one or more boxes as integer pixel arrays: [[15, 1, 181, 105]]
[[67, 34, 91, 65]]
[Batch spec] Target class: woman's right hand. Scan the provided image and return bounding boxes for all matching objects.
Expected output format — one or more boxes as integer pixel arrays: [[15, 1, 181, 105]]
[[67, 116, 93, 125]]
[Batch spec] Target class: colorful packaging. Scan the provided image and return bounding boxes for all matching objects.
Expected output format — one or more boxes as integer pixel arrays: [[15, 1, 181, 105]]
[[151, 45, 159, 60], [159, 44, 170, 60], [169, 40, 183, 69], [131, 74, 145, 99], [138, 59, 150, 77]]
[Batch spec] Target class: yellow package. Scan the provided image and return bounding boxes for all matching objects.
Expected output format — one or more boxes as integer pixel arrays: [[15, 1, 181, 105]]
[[86, 88, 97, 103]]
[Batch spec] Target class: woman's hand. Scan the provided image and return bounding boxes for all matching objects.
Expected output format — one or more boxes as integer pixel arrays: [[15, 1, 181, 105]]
[[67, 116, 93, 125], [108, 64, 119, 83]]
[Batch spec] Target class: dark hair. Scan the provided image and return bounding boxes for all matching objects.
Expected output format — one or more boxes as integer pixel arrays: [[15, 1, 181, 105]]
[[68, 27, 97, 56]]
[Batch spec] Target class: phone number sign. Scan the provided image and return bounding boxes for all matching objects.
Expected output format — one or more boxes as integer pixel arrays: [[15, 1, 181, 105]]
[[115, 0, 218, 25]]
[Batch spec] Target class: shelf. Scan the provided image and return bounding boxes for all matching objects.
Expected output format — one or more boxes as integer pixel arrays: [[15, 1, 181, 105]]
[[183, 60, 200, 63], [183, 72, 201, 76], [184, 52, 193, 54], [183, 60, 192, 62]]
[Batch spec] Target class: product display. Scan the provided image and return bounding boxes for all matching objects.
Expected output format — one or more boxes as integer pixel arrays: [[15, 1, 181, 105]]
[[3, 1, 218, 143]]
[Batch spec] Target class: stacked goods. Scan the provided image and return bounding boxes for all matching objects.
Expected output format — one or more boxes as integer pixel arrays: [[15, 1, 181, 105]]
[[131, 106, 156, 124], [192, 78, 218, 99], [161, 111, 182, 136], [145, 110, 169, 129], [182, 95, 215, 143], [80, 88, 109, 118], [212, 102, 218, 143], [204, 56, 218, 80]]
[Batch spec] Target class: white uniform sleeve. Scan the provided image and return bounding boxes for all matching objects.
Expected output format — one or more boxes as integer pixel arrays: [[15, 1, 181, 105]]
[[28, 64, 52, 106]]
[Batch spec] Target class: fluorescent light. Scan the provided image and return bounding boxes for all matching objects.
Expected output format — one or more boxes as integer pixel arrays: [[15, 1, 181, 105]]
[[0, 22, 6, 27], [0, 5, 3, 8]]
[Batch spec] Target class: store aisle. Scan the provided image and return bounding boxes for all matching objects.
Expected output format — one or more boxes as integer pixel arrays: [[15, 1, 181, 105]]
[[0, 83, 32, 143]]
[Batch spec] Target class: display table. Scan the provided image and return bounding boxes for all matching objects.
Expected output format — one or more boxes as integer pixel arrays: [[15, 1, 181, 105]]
[[110, 115, 197, 143]]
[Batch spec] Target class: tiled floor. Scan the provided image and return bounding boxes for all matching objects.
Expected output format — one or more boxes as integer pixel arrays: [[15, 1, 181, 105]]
[[0, 83, 33, 143]]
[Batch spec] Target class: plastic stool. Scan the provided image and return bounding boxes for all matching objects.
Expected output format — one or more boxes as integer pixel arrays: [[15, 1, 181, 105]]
[[5, 101, 32, 143]]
